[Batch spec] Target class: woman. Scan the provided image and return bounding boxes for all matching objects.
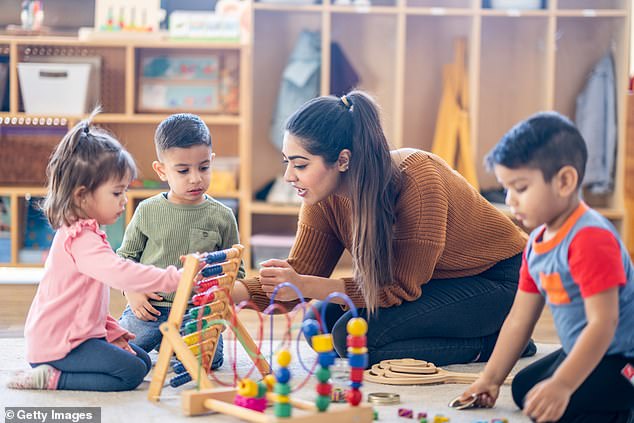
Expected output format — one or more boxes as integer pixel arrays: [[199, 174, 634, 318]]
[[233, 90, 534, 366]]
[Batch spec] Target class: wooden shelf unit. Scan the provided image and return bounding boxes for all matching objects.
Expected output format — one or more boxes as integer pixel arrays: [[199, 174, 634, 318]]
[[0, 35, 252, 267], [247, 0, 631, 261], [0, 0, 631, 269]]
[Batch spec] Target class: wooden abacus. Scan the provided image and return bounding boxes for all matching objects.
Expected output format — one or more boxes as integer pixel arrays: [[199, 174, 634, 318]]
[[148, 244, 271, 401]]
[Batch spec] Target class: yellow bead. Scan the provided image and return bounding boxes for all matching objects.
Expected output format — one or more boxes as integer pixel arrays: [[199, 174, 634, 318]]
[[237, 378, 258, 397], [276, 350, 292, 367], [276, 394, 290, 404], [263, 374, 276, 390], [312, 334, 334, 353], [347, 318, 368, 336], [347, 346, 368, 355]]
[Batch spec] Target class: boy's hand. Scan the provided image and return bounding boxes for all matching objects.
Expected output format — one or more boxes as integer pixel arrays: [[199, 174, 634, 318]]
[[460, 376, 500, 408], [523, 377, 572, 422], [125, 291, 163, 321], [111, 333, 136, 355]]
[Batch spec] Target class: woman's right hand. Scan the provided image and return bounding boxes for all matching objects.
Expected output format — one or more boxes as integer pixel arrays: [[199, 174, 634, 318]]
[[460, 377, 501, 408], [124, 291, 163, 321]]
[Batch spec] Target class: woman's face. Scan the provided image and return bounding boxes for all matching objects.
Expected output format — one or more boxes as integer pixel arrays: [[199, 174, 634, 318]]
[[282, 132, 346, 206]]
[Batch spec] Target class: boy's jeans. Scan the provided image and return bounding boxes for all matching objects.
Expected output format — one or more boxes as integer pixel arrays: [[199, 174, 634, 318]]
[[119, 305, 224, 370]]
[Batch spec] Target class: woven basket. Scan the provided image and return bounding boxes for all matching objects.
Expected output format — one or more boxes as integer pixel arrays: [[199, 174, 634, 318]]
[[0, 138, 55, 185]]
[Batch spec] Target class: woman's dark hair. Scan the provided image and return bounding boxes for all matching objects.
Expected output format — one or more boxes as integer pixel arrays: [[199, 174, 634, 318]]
[[285, 90, 400, 313]]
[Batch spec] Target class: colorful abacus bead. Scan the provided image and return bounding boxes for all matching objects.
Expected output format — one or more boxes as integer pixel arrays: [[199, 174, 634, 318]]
[[234, 394, 267, 412], [237, 378, 258, 398], [196, 278, 220, 291], [346, 317, 368, 407], [310, 333, 335, 412], [192, 290, 215, 306], [274, 350, 292, 418]]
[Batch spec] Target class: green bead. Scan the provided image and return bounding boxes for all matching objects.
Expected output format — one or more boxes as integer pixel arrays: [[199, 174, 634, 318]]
[[374, 410, 379, 420], [274, 383, 291, 395], [274, 402, 292, 418], [315, 394, 331, 412], [256, 381, 268, 398], [315, 367, 331, 383]]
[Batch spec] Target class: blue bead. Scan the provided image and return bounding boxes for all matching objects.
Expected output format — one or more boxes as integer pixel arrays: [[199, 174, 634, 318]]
[[169, 372, 191, 387], [349, 381, 362, 389], [172, 361, 186, 374], [202, 264, 223, 277], [205, 250, 227, 264], [301, 319, 320, 339], [347, 353, 368, 369], [318, 351, 336, 367], [275, 367, 291, 384]]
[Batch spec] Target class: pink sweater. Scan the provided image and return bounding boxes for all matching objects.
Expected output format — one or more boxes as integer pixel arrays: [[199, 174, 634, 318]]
[[25, 219, 182, 363]]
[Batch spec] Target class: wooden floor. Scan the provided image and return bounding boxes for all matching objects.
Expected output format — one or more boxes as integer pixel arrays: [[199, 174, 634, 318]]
[[0, 284, 559, 343]]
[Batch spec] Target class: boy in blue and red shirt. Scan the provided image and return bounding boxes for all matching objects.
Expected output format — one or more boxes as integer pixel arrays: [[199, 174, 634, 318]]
[[460, 112, 634, 422]]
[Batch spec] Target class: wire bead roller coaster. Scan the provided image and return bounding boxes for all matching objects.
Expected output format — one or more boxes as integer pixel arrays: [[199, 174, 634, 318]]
[[147, 245, 374, 422]]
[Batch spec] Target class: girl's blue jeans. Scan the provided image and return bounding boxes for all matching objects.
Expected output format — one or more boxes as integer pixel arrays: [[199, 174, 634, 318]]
[[32, 338, 151, 391]]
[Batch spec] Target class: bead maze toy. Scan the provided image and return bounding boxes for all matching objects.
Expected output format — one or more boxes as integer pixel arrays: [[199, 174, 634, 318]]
[[363, 358, 513, 385], [148, 245, 271, 401], [175, 284, 374, 422]]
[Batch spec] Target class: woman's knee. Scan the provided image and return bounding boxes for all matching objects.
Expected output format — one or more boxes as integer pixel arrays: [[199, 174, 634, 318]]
[[331, 315, 351, 358]]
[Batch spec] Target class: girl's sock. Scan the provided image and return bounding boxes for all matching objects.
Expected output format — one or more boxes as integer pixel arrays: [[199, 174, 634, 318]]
[[6, 364, 60, 390]]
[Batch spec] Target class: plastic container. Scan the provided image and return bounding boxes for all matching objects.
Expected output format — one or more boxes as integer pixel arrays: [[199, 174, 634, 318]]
[[18, 62, 92, 115], [490, 0, 543, 9], [210, 157, 240, 194], [250, 234, 295, 265]]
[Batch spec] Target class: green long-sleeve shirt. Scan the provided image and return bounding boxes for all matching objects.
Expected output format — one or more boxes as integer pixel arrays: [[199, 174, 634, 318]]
[[117, 193, 245, 307]]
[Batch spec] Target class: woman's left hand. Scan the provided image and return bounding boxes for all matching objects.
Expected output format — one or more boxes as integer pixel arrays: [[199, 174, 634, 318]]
[[259, 259, 302, 301], [523, 377, 572, 422]]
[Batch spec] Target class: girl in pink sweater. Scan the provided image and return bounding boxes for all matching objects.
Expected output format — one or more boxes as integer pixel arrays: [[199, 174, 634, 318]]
[[8, 109, 182, 391]]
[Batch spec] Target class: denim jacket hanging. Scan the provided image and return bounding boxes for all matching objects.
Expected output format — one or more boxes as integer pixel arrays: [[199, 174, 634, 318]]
[[269, 30, 321, 150], [575, 53, 617, 194]]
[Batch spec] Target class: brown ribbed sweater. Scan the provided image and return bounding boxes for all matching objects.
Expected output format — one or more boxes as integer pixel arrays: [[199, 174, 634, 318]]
[[243, 150, 527, 310]]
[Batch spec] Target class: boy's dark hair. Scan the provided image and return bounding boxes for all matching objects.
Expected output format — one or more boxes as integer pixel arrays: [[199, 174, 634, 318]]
[[154, 113, 211, 157], [485, 111, 588, 188]]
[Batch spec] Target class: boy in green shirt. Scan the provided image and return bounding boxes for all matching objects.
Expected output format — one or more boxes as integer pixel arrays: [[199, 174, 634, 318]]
[[118, 113, 244, 369]]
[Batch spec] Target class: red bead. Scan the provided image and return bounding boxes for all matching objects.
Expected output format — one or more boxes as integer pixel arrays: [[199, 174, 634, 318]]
[[347, 335, 367, 348], [316, 382, 332, 396], [350, 367, 364, 382], [192, 291, 215, 306], [346, 388, 363, 406]]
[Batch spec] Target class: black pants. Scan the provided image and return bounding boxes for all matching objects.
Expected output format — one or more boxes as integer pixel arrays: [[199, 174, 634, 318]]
[[512, 348, 634, 422], [305, 253, 524, 366]]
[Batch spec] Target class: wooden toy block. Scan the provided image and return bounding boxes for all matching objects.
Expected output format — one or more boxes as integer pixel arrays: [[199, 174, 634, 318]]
[[182, 388, 374, 423]]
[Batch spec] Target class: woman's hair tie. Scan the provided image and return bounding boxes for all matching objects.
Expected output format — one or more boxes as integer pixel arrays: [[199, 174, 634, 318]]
[[340, 95, 353, 110]]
